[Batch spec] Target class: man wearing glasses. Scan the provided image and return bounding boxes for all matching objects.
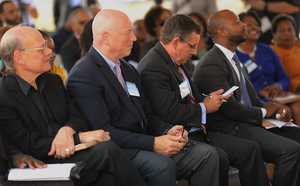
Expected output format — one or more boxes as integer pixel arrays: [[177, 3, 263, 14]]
[[0, 25, 146, 186], [138, 14, 230, 186]]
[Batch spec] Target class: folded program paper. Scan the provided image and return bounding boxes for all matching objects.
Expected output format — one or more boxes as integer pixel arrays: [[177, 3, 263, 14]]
[[8, 163, 75, 181]]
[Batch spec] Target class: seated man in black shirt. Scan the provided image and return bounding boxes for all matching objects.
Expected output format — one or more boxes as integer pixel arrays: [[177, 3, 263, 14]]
[[0, 25, 146, 186]]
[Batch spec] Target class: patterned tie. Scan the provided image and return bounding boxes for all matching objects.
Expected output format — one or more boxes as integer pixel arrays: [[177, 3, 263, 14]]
[[115, 62, 126, 90], [176, 65, 196, 104], [232, 54, 252, 107]]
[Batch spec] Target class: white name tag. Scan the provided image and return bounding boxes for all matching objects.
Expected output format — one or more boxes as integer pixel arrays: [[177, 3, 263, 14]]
[[126, 82, 140, 97], [244, 59, 258, 74], [179, 80, 191, 99]]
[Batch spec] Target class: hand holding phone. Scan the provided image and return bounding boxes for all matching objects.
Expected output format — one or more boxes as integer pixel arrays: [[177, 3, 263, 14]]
[[222, 86, 239, 97]]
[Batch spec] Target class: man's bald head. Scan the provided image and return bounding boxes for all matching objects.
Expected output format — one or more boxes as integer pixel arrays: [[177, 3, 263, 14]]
[[92, 9, 130, 40], [208, 9, 246, 48], [91, 9, 136, 61], [208, 10, 237, 39], [0, 26, 47, 72]]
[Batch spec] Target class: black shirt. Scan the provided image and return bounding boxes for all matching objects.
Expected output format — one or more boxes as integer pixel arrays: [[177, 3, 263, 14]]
[[15, 74, 60, 136]]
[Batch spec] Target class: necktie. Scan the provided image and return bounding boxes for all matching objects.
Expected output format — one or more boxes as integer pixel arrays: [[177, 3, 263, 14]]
[[232, 54, 252, 107], [115, 62, 126, 90], [176, 65, 196, 104]]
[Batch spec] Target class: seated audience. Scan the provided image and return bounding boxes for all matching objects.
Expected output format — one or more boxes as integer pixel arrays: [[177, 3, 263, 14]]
[[143, 6, 171, 56], [0, 0, 21, 26], [271, 14, 300, 93], [236, 11, 300, 125], [60, 8, 91, 72], [193, 9, 300, 186], [39, 30, 67, 82], [79, 19, 93, 56], [67, 9, 220, 186], [0, 25, 146, 186]]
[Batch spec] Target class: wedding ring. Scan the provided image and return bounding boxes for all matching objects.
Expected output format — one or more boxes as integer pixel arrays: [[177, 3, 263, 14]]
[[65, 148, 70, 152]]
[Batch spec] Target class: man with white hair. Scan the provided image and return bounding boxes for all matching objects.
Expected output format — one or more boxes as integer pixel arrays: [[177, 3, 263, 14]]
[[0, 25, 146, 186], [68, 9, 220, 186]]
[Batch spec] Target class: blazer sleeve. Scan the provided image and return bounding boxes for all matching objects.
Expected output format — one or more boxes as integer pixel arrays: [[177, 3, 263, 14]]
[[67, 73, 155, 151], [193, 60, 263, 125], [140, 61, 203, 126]]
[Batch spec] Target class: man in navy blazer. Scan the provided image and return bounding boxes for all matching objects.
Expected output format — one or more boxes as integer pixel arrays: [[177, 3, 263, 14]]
[[68, 9, 220, 186]]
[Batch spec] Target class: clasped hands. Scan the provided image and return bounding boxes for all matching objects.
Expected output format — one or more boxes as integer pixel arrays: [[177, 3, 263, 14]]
[[154, 125, 188, 157], [48, 126, 110, 159]]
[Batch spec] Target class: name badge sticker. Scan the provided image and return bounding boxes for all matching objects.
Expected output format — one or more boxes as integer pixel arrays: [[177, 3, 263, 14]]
[[179, 80, 191, 99], [244, 59, 258, 74], [126, 82, 140, 97]]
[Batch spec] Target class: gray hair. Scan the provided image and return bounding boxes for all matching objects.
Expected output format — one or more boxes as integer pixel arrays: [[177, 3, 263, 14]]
[[0, 30, 22, 72], [160, 14, 200, 44]]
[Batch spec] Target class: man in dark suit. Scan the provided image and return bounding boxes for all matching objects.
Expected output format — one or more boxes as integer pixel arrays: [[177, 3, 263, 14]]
[[193, 10, 300, 186], [138, 14, 230, 186], [67, 9, 220, 186], [0, 25, 146, 186]]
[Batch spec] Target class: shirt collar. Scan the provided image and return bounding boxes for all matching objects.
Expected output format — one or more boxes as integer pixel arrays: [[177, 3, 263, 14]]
[[93, 46, 120, 72], [15, 74, 47, 96], [215, 43, 236, 62]]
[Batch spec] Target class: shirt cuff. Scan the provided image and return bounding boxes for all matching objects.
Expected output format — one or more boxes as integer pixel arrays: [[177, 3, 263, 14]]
[[199, 103, 207, 124], [261, 108, 267, 118]]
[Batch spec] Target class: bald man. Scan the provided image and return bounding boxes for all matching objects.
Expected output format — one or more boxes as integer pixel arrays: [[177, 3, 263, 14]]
[[0, 26, 146, 186], [68, 9, 220, 186], [193, 10, 300, 186]]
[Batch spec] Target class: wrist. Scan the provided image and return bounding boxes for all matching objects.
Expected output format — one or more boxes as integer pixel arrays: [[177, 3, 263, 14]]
[[62, 126, 75, 134]]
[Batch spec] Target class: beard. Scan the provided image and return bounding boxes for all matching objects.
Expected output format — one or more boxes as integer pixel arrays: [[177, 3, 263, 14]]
[[228, 33, 246, 45]]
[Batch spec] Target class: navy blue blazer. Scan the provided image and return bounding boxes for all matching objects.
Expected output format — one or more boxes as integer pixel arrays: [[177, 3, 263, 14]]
[[67, 47, 169, 158]]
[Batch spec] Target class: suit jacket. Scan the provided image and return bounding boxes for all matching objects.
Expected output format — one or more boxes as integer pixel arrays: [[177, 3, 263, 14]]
[[67, 47, 167, 158], [0, 73, 86, 160], [193, 45, 263, 133], [138, 42, 204, 129], [60, 35, 81, 72]]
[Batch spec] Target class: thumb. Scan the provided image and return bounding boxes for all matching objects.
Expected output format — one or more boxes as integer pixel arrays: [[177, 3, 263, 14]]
[[48, 144, 55, 156]]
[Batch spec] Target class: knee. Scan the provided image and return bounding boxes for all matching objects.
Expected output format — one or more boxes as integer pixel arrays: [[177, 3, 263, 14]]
[[152, 156, 176, 176], [192, 143, 219, 160], [283, 142, 300, 158], [246, 141, 261, 156]]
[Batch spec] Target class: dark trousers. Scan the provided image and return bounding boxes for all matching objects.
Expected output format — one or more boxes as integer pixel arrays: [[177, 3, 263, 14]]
[[268, 126, 300, 144], [48, 141, 146, 186], [131, 141, 220, 186], [208, 124, 300, 186], [190, 132, 229, 186]]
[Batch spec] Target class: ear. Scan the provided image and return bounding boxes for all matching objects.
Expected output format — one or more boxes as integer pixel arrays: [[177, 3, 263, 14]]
[[170, 36, 181, 50], [13, 50, 23, 65], [102, 31, 110, 46]]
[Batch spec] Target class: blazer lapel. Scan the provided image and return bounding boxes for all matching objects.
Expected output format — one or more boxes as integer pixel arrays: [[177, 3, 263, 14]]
[[214, 46, 241, 99], [89, 48, 141, 117], [154, 43, 183, 83], [121, 62, 146, 121], [181, 65, 200, 101]]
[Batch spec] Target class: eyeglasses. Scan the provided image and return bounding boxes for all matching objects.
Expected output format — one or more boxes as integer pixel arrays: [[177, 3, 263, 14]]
[[20, 42, 48, 53], [179, 37, 198, 50]]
